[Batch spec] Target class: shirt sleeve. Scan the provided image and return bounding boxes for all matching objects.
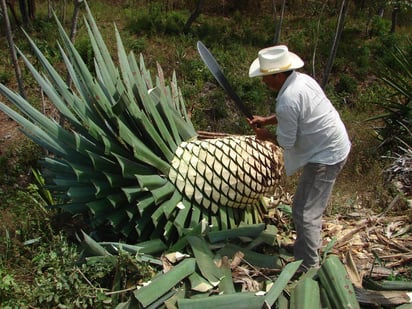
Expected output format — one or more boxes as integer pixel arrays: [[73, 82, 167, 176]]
[[276, 99, 300, 150]]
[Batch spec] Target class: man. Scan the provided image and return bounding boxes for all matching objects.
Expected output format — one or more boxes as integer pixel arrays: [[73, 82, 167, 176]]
[[248, 45, 351, 270]]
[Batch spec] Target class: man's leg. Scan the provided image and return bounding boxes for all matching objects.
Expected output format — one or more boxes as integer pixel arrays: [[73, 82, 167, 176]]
[[292, 159, 346, 268]]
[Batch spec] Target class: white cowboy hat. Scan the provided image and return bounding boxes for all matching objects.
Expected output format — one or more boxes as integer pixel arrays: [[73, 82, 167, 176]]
[[249, 45, 304, 78]]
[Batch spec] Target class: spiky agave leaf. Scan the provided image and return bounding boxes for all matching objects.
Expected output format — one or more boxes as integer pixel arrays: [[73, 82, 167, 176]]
[[0, 2, 284, 244]]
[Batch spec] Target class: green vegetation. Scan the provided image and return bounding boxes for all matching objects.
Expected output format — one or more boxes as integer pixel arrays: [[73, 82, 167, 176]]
[[368, 40, 412, 151], [0, 0, 411, 307]]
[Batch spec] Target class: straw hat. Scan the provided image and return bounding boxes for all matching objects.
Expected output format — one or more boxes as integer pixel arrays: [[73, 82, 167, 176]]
[[249, 45, 304, 78]]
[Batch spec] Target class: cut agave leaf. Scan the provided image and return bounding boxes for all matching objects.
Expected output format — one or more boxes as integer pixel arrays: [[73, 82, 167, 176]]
[[79, 230, 111, 257], [177, 292, 265, 309], [207, 223, 265, 243], [289, 277, 321, 309], [133, 258, 196, 307], [218, 256, 236, 295], [264, 260, 303, 307], [318, 255, 360, 309], [188, 272, 214, 292], [187, 236, 223, 286], [218, 243, 282, 269]]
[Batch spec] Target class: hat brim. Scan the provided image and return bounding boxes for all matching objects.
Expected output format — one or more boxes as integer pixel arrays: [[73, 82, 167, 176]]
[[249, 52, 304, 78]]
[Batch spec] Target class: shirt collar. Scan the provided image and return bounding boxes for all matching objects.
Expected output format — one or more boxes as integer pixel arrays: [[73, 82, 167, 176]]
[[277, 70, 298, 98]]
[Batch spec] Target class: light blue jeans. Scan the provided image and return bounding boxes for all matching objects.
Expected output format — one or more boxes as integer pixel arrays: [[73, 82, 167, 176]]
[[292, 158, 347, 268]]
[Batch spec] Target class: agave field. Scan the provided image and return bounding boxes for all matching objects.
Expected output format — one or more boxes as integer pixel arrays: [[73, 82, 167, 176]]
[[0, 1, 411, 308]]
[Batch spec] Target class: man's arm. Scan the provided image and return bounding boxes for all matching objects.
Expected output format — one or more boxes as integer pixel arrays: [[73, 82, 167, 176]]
[[248, 114, 278, 127], [252, 127, 278, 145]]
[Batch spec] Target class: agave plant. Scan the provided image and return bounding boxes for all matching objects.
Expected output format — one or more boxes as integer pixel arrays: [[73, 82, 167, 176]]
[[368, 39, 412, 151], [0, 4, 284, 244]]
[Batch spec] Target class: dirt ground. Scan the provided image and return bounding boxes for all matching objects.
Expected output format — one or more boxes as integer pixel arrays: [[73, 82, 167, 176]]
[[0, 111, 20, 154]]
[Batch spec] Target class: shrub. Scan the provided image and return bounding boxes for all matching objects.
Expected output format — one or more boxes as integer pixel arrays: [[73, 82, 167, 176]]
[[335, 74, 357, 95], [369, 41, 412, 151], [163, 11, 187, 35], [0, 271, 18, 305], [75, 37, 94, 71], [369, 15, 391, 38], [0, 138, 42, 186], [0, 68, 13, 84], [28, 238, 113, 308]]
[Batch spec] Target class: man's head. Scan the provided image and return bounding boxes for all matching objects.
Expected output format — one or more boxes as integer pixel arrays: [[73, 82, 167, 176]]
[[261, 71, 291, 91], [249, 45, 303, 78]]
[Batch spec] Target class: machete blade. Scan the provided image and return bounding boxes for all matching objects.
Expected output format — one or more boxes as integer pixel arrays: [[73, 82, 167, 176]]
[[197, 41, 254, 120]]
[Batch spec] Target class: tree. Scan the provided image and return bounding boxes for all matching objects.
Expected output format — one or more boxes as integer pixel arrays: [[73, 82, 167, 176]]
[[321, 0, 349, 89], [311, 0, 329, 78], [62, 0, 83, 123], [183, 0, 204, 33], [272, 0, 286, 45], [3, 0, 21, 25], [47, 0, 52, 18], [388, 0, 412, 33], [1, 0, 26, 98], [18, 0, 35, 24], [68, 1, 83, 52]]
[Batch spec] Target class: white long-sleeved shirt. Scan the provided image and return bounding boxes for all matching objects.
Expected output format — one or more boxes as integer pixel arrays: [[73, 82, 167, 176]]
[[276, 71, 351, 176]]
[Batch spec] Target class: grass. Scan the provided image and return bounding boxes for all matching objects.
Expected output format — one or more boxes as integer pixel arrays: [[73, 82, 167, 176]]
[[0, 0, 411, 307]]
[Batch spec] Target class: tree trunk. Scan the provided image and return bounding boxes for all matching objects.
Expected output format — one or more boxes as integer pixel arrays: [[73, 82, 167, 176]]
[[62, 0, 83, 125], [66, 0, 82, 86], [321, 0, 349, 89], [68, 0, 82, 42], [312, 0, 328, 78], [48, 0, 52, 18], [1, 0, 26, 99], [28, 0, 35, 21], [18, 0, 28, 24], [183, 0, 204, 33], [390, 5, 399, 33], [60, 0, 67, 23], [359, 0, 366, 9], [18, 0, 35, 24], [6, 0, 21, 25], [273, 0, 286, 44], [272, 0, 278, 41]]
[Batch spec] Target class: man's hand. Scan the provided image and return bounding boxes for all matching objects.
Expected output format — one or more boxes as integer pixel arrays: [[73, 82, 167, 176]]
[[247, 115, 278, 144], [253, 127, 278, 144], [248, 114, 278, 127]]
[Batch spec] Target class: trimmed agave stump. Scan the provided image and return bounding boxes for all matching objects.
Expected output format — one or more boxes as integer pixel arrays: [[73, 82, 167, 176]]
[[0, 2, 285, 245]]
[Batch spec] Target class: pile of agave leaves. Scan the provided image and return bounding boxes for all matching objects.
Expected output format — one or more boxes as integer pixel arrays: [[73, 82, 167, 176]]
[[1, 2, 411, 308], [77, 194, 412, 309]]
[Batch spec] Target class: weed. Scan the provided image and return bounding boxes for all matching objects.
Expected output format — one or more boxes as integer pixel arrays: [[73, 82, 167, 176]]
[[0, 69, 13, 85], [28, 237, 113, 308], [369, 15, 391, 38], [75, 37, 95, 72], [0, 137, 42, 186], [335, 74, 358, 95], [0, 270, 18, 305], [126, 35, 147, 54]]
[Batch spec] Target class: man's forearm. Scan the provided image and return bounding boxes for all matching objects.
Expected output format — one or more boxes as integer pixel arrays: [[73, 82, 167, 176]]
[[254, 127, 278, 145], [266, 114, 278, 125]]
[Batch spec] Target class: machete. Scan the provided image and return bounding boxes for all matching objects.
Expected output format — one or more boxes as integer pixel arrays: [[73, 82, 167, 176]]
[[197, 41, 254, 120]]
